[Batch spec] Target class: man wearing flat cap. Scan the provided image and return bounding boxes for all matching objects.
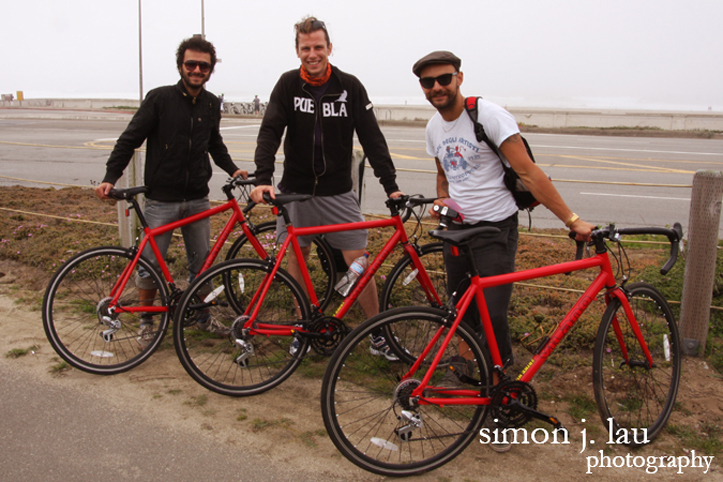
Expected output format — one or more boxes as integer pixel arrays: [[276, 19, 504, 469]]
[[414, 50, 594, 450]]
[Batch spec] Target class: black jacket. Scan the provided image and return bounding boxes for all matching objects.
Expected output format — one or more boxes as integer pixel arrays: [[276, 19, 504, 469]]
[[254, 65, 399, 196], [103, 81, 238, 202]]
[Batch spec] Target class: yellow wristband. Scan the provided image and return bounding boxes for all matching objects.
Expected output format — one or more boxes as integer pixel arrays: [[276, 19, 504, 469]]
[[565, 213, 579, 228]]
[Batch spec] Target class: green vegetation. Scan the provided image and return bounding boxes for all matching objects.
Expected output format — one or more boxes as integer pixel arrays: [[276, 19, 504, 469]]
[[5, 345, 37, 358], [2, 185, 722, 456]]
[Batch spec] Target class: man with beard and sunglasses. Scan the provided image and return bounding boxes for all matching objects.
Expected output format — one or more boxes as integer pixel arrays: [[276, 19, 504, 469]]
[[250, 16, 404, 359], [414, 50, 594, 451], [95, 36, 247, 347]]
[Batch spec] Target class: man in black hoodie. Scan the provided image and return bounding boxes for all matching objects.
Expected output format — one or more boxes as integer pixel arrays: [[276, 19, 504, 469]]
[[96, 36, 246, 346], [250, 16, 402, 358]]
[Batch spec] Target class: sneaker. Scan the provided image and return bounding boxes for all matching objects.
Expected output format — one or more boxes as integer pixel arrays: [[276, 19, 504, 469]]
[[137, 324, 155, 350], [289, 325, 310, 356], [196, 312, 231, 336], [438, 355, 473, 389], [484, 417, 512, 453], [369, 335, 399, 361]]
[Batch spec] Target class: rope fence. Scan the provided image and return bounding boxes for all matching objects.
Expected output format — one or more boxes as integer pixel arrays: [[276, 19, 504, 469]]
[[4, 139, 722, 353], [0, 174, 696, 306]]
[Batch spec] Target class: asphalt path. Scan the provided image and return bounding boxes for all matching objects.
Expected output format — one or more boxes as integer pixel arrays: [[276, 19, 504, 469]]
[[1, 109, 723, 236], [0, 363, 310, 482]]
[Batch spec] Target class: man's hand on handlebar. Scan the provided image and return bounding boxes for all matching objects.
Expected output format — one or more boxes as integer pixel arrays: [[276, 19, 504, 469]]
[[94, 182, 115, 201], [250, 185, 276, 204], [569, 218, 595, 242], [232, 169, 249, 180], [429, 197, 456, 219]]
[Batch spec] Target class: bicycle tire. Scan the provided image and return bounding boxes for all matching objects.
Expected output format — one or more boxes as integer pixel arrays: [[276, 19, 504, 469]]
[[173, 258, 311, 397], [225, 221, 336, 311], [379, 242, 446, 311], [592, 282, 681, 444], [42, 246, 170, 375], [321, 306, 491, 477]]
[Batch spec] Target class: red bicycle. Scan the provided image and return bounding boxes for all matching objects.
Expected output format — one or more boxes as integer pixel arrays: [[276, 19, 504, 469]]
[[41, 175, 337, 375], [171, 194, 448, 396], [320, 212, 683, 476]]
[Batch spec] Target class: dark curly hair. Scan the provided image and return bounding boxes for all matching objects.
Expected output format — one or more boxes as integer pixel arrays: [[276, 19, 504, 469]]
[[176, 36, 217, 72]]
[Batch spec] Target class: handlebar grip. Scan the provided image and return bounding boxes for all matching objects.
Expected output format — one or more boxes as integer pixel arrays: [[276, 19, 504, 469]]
[[568, 231, 586, 261], [660, 222, 683, 275], [242, 200, 258, 214]]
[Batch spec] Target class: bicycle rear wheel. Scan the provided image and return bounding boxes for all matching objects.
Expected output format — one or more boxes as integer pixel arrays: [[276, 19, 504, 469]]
[[42, 246, 169, 375], [225, 221, 336, 311], [321, 307, 490, 477], [173, 258, 311, 396], [379, 242, 446, 311], [592, 282, 681, 444]]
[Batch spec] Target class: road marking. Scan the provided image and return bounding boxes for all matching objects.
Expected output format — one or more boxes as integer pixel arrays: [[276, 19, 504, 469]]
[[533, 143, 723, 157], [580, 192, 690, 201]]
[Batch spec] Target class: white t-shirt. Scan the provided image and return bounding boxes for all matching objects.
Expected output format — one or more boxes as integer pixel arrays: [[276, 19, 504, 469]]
[[426, 99, 519, 223]]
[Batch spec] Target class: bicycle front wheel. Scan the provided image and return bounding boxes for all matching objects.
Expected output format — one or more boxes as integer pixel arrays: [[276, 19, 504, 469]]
[[225, 221, 336, 311], [173, 258, 311, 397], [42, 246, 170, 375], [379, 242, 447, 311], [592, 282, 681, 444], [321, 307, 490, 477]]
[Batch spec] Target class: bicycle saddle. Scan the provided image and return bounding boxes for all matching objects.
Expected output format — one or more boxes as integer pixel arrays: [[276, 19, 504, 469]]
[[429, 226, 500, 247], [262, 192, 313, 206], [107, 186, 149, 200]]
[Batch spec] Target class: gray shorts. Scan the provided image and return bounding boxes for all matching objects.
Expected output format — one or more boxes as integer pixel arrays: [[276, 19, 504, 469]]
[[276, 191, 367, 250]]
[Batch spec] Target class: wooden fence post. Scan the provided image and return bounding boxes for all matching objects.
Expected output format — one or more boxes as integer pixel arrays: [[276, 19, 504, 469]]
[[679, 170, 723, 356], [116, 151, 143, 247]]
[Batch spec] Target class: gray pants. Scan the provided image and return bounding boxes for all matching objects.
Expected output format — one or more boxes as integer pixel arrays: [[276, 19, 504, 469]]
[[443, 213, 518, 367], [136, 197, 211, 290]]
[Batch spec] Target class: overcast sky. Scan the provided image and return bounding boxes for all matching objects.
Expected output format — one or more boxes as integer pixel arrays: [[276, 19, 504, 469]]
[[4, 0, 721, 111]]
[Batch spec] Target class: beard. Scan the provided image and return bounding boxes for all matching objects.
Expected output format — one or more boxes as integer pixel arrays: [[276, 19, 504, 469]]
[[181, 70, 211, 90], [425, 86, 459, 111]]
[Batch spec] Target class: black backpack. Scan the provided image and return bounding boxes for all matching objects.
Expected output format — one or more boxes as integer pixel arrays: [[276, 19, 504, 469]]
[[464, 96, 539, 211]]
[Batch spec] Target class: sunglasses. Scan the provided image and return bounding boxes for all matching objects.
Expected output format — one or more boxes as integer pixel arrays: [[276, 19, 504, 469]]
[[311, 20, 327, 32], [183, 60, 212, 73], [419, 72, 457, 89]]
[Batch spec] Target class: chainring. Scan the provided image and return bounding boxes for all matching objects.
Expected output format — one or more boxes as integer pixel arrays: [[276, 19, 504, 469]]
[[308, 316, 349, 356], [490, 380, 538, 428]]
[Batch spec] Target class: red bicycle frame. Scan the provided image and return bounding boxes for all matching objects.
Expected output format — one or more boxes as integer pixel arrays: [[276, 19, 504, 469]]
[[108, 197, 266, 315], [243, 208, 444, 335], [408, 247, 653, 406]]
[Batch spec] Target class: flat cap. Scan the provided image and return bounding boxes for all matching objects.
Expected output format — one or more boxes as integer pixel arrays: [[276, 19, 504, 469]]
[[412, 50, 461, 77]]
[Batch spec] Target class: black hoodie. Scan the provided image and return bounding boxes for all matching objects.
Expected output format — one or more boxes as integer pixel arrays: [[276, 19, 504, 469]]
[[254, 65, 399, 196], [103, 81, 239, 202]]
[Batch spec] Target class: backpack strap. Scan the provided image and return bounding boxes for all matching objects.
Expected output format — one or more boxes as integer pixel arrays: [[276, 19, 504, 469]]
[[464, 96, 501, 155], [464, 96, 516, 184], [464, 96, 536, 163]]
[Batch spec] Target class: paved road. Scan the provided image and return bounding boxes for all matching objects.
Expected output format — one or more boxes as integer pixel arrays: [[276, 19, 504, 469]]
[[0, 362, 328, 482], [1, 108, 723, 235]]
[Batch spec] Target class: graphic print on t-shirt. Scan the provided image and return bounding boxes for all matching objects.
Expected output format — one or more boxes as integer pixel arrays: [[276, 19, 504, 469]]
[[440, 136, 482, 183]]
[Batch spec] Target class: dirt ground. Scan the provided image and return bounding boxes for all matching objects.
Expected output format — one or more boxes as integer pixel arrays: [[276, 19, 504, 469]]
[[0, 258, 721, 482]]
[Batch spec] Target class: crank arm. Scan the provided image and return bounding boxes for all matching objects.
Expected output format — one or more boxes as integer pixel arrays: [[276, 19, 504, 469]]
[[187, 300, 229, 311], [506, 399, 567, 433]]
